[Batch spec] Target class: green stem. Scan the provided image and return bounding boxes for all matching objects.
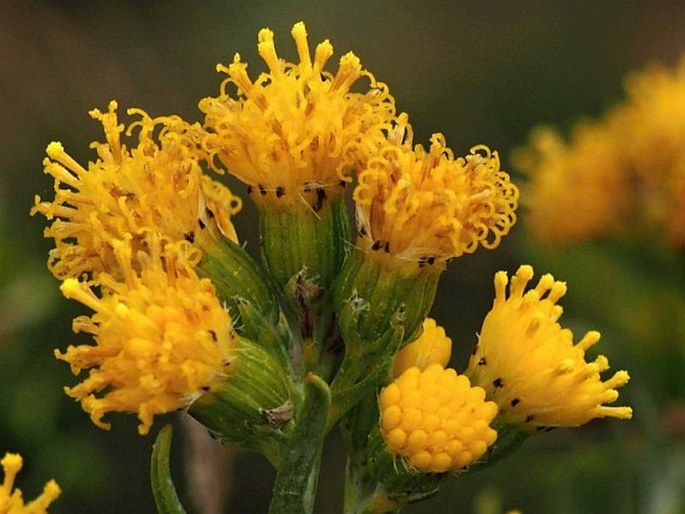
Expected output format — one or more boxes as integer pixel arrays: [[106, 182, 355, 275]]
[[268, 374, 331, 514], [327, 303, 406, 430], [150, 425, 187, 514]]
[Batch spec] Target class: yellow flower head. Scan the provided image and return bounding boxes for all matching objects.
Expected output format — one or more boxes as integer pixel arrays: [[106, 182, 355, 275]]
[[515, 123, 630, 247], [516, 57, 685, 249], [32, 101, 241, 282], [1, 453, 61, 513], [199, 21, 396, 207], [55, 240, 237, 435], [379, 364, 498, 473], [393, 318, 452, 377], [467, 265, 632, 430], [354, 117, 519, 267], [614, 59, 685, 247]]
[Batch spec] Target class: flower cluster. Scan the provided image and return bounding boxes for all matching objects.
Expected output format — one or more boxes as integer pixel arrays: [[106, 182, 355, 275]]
[[370, 277, 630, 493], [32, 99, 252, 437], [516, 57, 685, 248], [32, 21, 632, 513]]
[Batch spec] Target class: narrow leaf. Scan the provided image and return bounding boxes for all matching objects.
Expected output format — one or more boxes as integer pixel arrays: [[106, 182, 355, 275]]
[[151, 424, 187, 514]]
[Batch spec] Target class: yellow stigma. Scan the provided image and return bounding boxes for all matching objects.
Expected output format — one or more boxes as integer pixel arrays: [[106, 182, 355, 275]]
[[31, 101, 240, 282], [1, 453, 61, 513], [393, 318, 452, 377], [354, 116, 519, 266], [199, 21, 396, 207], [379, 364, 498, 473], [467, 265, 633, 430], [54, 242, 237, 435]]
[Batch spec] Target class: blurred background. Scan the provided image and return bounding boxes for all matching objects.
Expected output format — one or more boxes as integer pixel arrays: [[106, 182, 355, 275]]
[[2, 1, 683, 512]]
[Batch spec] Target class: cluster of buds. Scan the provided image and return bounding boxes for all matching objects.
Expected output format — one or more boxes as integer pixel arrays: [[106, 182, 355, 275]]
[[31, 22, 631, 513]]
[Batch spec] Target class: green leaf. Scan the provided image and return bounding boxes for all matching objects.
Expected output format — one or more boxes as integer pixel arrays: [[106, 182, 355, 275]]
[[151, 424, 187, 514]]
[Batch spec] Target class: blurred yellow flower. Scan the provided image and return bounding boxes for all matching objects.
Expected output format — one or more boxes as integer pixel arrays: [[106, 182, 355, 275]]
[[354, 116, 519, 266], [1, 453, 60, 513], [200, 21, 395, 208], [55, 240, 237, 435], [32, 101, 240, 282], [515, 123, 630, 246], [379, 364, 498, 472], [467, 265, 632, 430], [392, 317, 452, 377], [517, 57, 685, 248], [616, 60, 685, 246]]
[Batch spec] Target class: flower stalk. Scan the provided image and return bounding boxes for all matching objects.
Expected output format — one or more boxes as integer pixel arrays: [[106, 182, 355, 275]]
[[268, 373, 331, 514]]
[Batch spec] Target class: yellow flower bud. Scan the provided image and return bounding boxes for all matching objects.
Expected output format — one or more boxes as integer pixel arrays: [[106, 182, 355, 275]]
[[393, 318, 452, 377], [379, 364, 498, 473]]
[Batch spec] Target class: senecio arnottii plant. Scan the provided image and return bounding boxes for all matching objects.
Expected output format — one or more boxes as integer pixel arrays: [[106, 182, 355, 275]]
[[29, 22, 632, 513]]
